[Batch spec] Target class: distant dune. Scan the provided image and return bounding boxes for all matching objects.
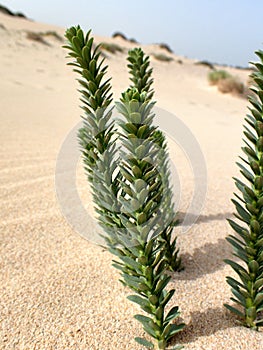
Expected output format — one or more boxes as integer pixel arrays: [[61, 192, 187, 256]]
[[1, 9, 262, 350]]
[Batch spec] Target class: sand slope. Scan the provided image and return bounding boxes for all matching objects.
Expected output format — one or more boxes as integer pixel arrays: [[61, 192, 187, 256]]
[[0, 12, 263, 350]]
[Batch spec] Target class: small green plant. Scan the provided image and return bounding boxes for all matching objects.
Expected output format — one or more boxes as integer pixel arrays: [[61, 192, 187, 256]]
[[64, 26, 183, 349], [208, 69, 231, 85], [100, 42, 124, 54], [152, 53, 173, 62], [225, 50, 263, 329]]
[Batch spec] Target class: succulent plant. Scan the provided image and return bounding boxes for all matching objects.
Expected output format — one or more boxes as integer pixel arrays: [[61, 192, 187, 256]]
[[64, 26, 184, 349], [225, 50, 263, 329]]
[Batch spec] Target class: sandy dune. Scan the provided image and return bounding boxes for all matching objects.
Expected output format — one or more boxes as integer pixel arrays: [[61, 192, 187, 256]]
[[1, 11, 263, 350]]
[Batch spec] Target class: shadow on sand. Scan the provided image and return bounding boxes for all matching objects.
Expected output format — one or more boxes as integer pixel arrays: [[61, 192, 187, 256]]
[[173, 212, 235, 280], [170, 307, 237, 347], [177, 211, 234, 226], [175, 238, 232, 280]]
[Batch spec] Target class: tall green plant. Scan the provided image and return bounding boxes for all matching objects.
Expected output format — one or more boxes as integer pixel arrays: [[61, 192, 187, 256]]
[[126, 48, 181, 271], [64, 26, 184, 349], [114, 53, 184, 349], [225, 50, 263, 329]]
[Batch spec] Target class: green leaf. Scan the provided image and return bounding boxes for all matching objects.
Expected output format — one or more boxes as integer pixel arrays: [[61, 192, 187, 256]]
[[134, 337, 154, 349], [248, 260, 259, 274], [231, 199, 251, 224], [254, 278, 263, 290], [254, 176, 263, 190], [162, 323, 185, 340], [254, 293, 263, 307], [154, 275, 171, 295], [224, 303, 244, 318], [127, 294, 149, 308], [119, 255, 141, 271], [123, 274, 141, 289], [137, 212, 147, 225], [227, 219, 250, 242], [160, 289, 175, 307], [242, 146, 258, 161], [246, 203, 259, 216], [134, 314, 152, 325], [224, 259, 248, 276], [226, 276, 245, 291], [237, 162, 254, 183], [132, 165, 143, 178], [130, 112, 142, 124], [226, 236, 245, 253], [231, 288, 246, 304], [164, 306, 180, 324], [149, 294, 159, 305]]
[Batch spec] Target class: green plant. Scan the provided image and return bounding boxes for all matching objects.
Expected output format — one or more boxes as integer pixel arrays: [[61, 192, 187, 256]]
[[208, 69, 231, 85], [64, 26, 183, 349], [225, 50, 263, 329]]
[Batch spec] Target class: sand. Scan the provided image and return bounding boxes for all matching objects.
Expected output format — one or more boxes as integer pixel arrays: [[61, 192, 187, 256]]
[[0, 11, 263, 350]]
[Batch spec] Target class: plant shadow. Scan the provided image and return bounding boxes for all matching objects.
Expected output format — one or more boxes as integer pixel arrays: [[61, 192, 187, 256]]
[[174, 238, 232, 281], [172, 211, 235, 280], [170, 307, 237, 347], [177, 211, 234, 226]]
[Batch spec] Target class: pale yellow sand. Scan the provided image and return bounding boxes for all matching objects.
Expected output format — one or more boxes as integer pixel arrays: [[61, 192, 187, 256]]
[[1, 12, 263, 349]]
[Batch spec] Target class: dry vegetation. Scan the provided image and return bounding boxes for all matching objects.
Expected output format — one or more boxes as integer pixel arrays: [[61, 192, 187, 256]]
[[112, 31, 138, 44], [217, 77, 244, 95], [25, 30, 63, 45], [208, 69, 245, 96], [100, 42, 124, 54], [195, 60, 215, 70], [0, 4, 27, 18], [158, 42, 173, 53], [26, 31, 50, 45], [152, 53, 174, 62]]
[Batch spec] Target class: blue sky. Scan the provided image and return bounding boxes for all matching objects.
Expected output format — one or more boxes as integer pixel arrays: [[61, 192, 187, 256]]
[[2, 0, 263, 67]]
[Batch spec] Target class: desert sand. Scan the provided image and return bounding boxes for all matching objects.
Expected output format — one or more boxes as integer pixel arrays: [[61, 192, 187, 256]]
[[0, 11, 263, 350]]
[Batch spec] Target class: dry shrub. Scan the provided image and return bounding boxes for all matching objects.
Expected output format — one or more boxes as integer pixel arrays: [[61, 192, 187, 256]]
[[112, 31, 127, 40], [42, 31, 63, 42], [195, 60, 215, 70], [152, 53, 173, 62], [100, 42, 123, 54], [0, 4, 27, 18], [26, 31, 49, 45], [217, 77, 244, 95], [158, 43, 173, 53]]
